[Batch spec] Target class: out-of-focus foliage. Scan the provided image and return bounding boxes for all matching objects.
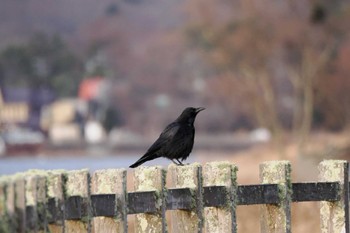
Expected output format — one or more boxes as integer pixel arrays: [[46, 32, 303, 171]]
[[185, 0, 350, 133], [0, 0, 350, 136], [0, 33, 83, 97]]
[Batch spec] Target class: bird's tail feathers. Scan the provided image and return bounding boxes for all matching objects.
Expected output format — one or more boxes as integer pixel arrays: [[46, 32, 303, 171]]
[[129, 153, 157, 168]]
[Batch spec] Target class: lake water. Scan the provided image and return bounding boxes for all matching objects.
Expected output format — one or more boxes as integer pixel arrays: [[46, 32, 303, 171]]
[[0, 154, 199, 175]]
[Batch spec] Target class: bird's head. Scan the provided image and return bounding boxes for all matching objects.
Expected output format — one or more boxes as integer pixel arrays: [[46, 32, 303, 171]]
[[176, 107, 205, 125]]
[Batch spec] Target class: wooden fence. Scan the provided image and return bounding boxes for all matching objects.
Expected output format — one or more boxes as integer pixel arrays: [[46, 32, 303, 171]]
[[0, 160, 349, 233]]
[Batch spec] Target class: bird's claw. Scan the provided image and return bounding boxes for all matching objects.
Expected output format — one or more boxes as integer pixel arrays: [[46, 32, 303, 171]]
[[172, 159, 186, 166]]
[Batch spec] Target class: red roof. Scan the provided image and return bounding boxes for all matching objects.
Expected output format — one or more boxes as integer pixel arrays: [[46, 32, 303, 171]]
[[78, 77, 104, 100]]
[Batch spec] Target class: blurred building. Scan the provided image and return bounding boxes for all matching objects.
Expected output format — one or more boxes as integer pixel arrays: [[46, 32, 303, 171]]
[[41, 98, 86, 144], [78, 76, 107, 120], [0, 88, 29, 126], [0, 87, 55, 129], [78, 77, 109, 143], [40, 77, 111, 144], [0, 87, 51, 154]]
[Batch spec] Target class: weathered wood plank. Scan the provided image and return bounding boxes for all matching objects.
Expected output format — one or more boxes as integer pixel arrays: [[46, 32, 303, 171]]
[[5, 177, 16, 233], [91, 169, 127, 233], [319, 160, 349, 233], [91, 194, 115, 217], [260, 161, 292, 233], [24, 171, 47, 233], [237, 184, 280, 205], [169, 163, 203, 233], [134, 166, 166, 233], [203, 161, 237, 233], [15, 174, 26, 233], [128, 191, 158, 214], [47, 170, 66, 233], [292, 182, 340, 202], [167, 188, 194, 210], [64, 169, 90, 233], [0, 177, 11, 233]]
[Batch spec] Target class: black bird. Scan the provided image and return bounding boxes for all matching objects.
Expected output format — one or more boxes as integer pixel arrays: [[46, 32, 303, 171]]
[[129, 107, 205, 168]]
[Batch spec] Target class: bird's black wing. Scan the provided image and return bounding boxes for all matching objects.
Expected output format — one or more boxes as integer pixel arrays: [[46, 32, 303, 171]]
[[129, 122, 180, 168], [146, 122, 180, 153]]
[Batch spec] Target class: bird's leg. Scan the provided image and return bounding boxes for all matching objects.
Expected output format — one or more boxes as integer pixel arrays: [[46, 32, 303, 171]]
[[172, 159, 180, 165], [176, 158, 185, 166], [180, 158, 190, 165]]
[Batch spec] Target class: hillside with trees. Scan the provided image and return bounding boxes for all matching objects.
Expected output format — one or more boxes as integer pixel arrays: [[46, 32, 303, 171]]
[[1, 0, 350, 140]]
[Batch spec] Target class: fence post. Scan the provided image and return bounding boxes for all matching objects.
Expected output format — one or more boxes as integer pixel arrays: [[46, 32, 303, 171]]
[[169, 163, 203, 233], [64, 169, 90, 233], [91, 169, 127, 233], [25, 171, 47, 233], [0, 178, 5, 218], [260, 161, 292, 233], [15, 173, 26, 233], [0, 177, 9, 232], [47, 170, 66, 233], [4, 176, 16, 232], [134, 166, 167, 233], [203, 161, 238, 233], [319, 160, 349, 233]]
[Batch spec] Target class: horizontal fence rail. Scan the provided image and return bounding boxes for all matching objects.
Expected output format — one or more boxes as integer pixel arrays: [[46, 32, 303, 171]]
[[0, 160, 349, 233]]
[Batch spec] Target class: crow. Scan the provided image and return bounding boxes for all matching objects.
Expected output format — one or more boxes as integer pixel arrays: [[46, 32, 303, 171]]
[[129, 107, 205, 168]]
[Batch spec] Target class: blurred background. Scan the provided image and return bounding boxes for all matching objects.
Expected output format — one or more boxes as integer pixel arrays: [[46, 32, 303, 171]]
[[0, 0, 350, 231]]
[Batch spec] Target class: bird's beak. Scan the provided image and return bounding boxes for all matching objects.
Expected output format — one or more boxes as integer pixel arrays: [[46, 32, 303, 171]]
[[195, 107, 205, 113]]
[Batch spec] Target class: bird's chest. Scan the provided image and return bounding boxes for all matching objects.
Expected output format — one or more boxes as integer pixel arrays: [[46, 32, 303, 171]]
[[166, 127, 194, 156]]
